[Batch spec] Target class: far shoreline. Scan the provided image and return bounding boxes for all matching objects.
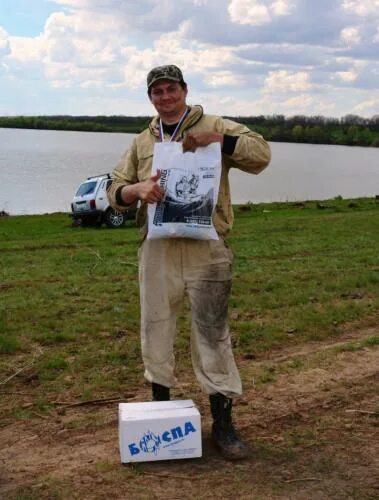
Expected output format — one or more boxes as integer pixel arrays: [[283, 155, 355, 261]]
[[1, 196, 377, 218], [1, 113, 378, 148]]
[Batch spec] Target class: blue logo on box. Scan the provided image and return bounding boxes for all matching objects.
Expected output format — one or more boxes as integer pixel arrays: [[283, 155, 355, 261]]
[[139, 430, 161, 455], [128, 421, 197, 456]]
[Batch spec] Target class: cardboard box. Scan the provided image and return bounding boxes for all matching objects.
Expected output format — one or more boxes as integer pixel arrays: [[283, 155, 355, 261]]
[[119, 400, 202, 463]]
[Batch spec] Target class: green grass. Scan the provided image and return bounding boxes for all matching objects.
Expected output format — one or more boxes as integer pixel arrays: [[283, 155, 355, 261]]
[[0, 197, 378, 418], [230, 197, 379, 352]]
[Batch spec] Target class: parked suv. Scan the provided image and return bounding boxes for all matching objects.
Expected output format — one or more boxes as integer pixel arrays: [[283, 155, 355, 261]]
[[71, 174, 135, 228]]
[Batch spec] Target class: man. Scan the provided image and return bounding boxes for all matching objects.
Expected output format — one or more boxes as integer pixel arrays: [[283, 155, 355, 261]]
[[108, 64, 271, 460]]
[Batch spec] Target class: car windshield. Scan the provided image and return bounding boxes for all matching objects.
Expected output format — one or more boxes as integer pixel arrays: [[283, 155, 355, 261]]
[[76, 181, 97, 196]]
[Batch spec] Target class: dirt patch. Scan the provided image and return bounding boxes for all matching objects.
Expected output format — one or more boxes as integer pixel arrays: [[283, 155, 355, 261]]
[[0, 328, 378, 499], [253, 324, 378, 364], [0, 243, 88, 253], [0, 276, 65, 292]]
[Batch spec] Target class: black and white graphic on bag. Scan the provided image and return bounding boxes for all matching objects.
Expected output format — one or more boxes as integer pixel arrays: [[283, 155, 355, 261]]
[[153, 168, 214, 226]]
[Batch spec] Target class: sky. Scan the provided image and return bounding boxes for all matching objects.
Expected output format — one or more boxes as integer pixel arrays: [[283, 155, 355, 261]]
[[0, 0, 378, 117]]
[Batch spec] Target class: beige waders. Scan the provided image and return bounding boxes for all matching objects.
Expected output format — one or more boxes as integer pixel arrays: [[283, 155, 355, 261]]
[[138, 237, 242, 398]]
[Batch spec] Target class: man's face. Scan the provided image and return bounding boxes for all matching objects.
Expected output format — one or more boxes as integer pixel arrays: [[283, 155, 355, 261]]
[[149, 79, 188, 120]]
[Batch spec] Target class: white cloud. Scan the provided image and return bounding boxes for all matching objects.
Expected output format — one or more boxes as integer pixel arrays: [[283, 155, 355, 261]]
[[280, 94, 314, 109], [264, 70, 312, 92], [353, 98, 379, 112], [228, 0, 270, 26], [9, 35, 46, 62], [118, 28, 239, 90], [261, 93, 337, 116], [80, 80, 104, 88], [43, 9, 124, 41], [48, 0, 108, 7], [189, 91, 336, 117], [270, 0, 293, 16], [205, 71, 244, 87], [373, 27, 379, 43], [331, 59, 366, 84], [0, 26, 10, 57], [340, 27, 361, 45], [9, 9, 128, 88], [188, 92, 258, 115], [50, 78, 72, 88], [194, 46, 237, 70], [334, 70, 358, 82], [228, 0, 293, 25], [342, 0, 379, 16]]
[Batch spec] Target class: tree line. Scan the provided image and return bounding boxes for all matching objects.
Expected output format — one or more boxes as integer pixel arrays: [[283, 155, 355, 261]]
[[0, 114, 378, 147], [231, 114, 379, 147]]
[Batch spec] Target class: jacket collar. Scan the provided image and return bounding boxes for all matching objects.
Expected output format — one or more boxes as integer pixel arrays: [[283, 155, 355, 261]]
[[149, 105, 204, 140]]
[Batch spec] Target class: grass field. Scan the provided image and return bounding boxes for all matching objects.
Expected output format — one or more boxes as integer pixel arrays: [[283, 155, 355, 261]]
[[0, 197, 378, 499]]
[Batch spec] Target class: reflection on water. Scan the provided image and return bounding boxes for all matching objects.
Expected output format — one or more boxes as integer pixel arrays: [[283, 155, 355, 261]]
[[0, 128, 378, 214]]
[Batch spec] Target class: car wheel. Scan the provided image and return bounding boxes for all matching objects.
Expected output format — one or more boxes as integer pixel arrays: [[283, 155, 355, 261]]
[[104, 208, 126, 228]]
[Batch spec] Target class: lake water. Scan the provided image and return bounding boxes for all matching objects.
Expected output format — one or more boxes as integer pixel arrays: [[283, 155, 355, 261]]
[[0, 128, 378, 215]]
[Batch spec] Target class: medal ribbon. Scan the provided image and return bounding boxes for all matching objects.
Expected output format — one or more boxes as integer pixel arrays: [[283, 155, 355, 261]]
[[159, 106, 189, 143]]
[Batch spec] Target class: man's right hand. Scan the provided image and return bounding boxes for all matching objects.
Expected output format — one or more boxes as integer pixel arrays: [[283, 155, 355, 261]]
[[135, 170, 165, 203], [120, 171, 165, 205]]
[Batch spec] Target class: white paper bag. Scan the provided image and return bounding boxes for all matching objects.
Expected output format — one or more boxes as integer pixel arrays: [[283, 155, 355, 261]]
[[147, 142, 221, 240]]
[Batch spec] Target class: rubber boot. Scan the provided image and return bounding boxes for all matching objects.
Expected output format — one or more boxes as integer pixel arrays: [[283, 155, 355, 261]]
[[152, 382, 170, 401], [209, 393, 249, 460]]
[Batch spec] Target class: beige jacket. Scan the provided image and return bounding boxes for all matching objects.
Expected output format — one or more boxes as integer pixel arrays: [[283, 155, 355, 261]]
[[108, 105, 271, 236]]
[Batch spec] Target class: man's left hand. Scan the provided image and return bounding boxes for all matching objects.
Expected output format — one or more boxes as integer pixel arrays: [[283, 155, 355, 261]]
[[182, 132, 224, 152]]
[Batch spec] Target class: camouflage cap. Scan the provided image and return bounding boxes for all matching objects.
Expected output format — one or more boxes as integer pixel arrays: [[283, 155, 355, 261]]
[[147, 64, 184, 89]]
